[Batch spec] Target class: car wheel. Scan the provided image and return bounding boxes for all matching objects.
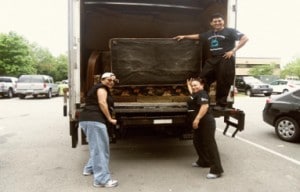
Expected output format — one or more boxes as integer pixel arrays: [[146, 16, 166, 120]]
[[19, 94, 26, 99], [264, 93, 272, 96], [245, 89, 252, 97], [282, 89, 288, 94], [47, 90, 52, 98], [7, 89, 13, 98], [275, 116, 300, 142]]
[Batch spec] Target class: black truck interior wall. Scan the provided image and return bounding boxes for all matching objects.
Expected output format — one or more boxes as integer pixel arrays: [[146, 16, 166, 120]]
[[80, 0, 228, 95]]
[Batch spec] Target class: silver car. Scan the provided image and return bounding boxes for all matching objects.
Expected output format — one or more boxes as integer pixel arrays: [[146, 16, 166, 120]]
[[16, 75, 59, 99], [0, 76, 18, 98]]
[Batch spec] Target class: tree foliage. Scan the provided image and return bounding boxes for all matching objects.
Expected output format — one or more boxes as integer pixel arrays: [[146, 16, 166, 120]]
[[0, 32, 36, 76], [0, 31, 68, 81], [248, 63, 276, 76], [280, 58, 300, 79]]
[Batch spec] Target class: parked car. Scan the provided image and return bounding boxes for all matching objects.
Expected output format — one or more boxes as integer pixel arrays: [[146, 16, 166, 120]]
[[269, 79, 300, 94], [16, 75, 59, 99], [262, 89, 300, 142], [0, 76, 18, 98], [235, 76, 273, 96]]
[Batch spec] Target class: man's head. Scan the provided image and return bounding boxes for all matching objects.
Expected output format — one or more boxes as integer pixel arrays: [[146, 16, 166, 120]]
[[210, 13, 225, 31]]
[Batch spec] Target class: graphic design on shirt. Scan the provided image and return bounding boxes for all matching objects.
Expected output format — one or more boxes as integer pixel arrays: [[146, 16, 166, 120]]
[[208, 34, 225, 51], [201, 97, 208, 102], [211, 38, 219, 48]]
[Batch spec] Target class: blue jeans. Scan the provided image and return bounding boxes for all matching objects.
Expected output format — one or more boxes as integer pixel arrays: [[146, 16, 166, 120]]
[[79, 121, 111, 184]]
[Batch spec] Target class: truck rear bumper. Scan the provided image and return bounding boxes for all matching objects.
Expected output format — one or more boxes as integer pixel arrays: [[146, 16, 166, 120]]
[[117, 114, 188, 127]]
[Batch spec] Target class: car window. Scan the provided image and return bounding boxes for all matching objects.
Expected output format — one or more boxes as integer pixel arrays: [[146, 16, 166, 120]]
[[270, 81, 279, 85], [18, 76, 31, 82], [0, 78, 12, 83], [31, 76, 44, 83], [243, 77, 262, 84]]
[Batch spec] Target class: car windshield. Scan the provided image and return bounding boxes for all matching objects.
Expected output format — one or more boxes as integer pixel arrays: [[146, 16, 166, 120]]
[[18, 76, 43, 83], [243, 77, 262, 84]]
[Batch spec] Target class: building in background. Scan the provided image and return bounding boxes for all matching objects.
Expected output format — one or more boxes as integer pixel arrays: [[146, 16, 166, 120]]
[[236, 57, 281, 76]]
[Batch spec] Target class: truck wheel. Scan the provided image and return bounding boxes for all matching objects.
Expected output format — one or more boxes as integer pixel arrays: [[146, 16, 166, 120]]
[[19, 94, 25, 99], [47, 90, 52, 98], [282, 89, 288, 94], [7, 89, 13, 98]]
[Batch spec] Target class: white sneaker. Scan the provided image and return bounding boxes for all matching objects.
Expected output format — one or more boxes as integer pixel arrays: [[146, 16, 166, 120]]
[[82, 171, 93, 176], [206, 173, 221, 179], [93, 179, 118, 188]]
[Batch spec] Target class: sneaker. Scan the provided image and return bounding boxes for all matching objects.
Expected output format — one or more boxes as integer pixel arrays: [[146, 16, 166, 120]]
[[82, 171, 93, 176], [93, 179, 118, 188], [206, 173, 221, 179], [192, 162, 210, 168]]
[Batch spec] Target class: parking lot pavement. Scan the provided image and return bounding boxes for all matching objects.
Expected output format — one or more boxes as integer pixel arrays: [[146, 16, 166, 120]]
[[0, 97, 299, 192]]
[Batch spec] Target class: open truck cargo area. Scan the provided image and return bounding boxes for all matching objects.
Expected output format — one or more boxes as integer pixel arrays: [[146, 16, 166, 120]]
[[67, 0, 244, 147]]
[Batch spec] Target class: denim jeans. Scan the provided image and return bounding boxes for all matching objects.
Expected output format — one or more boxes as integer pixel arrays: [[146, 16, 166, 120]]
[[79, 121, 111, 184]]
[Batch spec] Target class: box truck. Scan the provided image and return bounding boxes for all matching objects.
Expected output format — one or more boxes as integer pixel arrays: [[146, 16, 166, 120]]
[[66, 0, 244, 147]]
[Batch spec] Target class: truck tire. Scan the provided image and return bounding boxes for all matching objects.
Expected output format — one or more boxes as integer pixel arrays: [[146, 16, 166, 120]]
[[47, 90, 52, 98], [282, 89, 288, 94], [19, 94, 26, 99], [7, 89, 13, 98]]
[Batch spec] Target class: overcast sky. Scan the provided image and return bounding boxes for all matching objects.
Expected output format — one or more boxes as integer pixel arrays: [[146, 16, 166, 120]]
[[1, 0, 300, 66]]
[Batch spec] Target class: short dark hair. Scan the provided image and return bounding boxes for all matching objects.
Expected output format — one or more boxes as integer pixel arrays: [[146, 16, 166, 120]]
[[210, 13, 224, 21], [191, 77, 206, 85]]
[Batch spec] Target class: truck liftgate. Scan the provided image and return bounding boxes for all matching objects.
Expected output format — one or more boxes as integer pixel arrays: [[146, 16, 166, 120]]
[[66, 97, 245, 148]]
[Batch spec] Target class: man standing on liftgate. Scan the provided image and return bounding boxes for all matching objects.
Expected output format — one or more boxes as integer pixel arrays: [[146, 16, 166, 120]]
[[174, 13, 248, 108]]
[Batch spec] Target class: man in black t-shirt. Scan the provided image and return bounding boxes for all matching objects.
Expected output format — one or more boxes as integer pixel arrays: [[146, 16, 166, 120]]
[[174, 13, 248, 107]]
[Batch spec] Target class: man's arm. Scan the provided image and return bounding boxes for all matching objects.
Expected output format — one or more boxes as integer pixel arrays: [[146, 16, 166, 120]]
[[224, 34, 249, 59], [173, 34, 200, 41], [232, 35, 249, 53]]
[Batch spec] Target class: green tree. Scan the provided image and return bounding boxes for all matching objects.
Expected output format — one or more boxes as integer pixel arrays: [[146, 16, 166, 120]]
[[52, 53, 68, 81], [249, 63, 276, 76], [30, 44, 68, 81], [31, 44, 55, 76], [281, 58, 300, 79], [0, 32, 36, 76]]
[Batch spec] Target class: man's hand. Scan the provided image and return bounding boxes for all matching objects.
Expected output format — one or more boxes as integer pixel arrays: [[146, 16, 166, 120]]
[[173, 35, 184, 41], [223, 50, 235, 59]]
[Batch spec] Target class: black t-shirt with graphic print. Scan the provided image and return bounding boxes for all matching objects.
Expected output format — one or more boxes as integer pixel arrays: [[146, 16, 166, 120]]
[[200, 28, 244, 56], [187, 90, 211, 120]]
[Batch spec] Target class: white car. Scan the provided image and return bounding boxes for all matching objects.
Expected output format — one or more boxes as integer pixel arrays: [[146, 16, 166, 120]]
[[16, 75, 59, 99], [0, 76, 18, 98], [270, 79, 300, 94]]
